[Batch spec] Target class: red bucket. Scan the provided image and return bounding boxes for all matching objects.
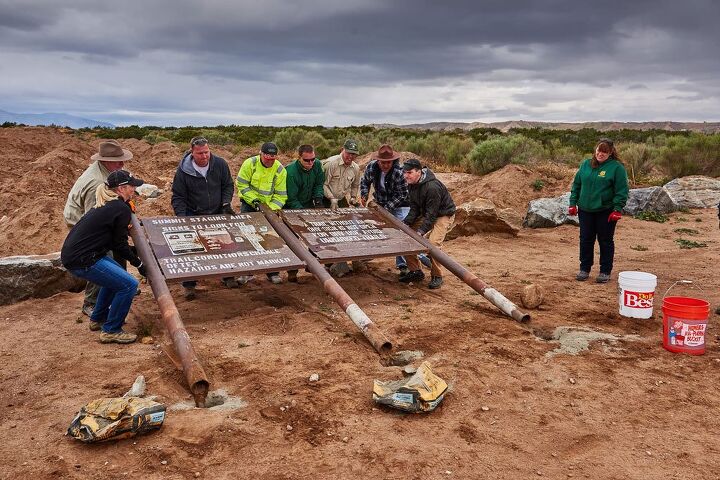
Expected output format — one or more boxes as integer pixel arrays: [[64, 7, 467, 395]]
[[662, 296, 709, 355]]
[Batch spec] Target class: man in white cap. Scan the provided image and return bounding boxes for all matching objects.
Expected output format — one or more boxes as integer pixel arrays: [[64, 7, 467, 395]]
[[64, 139, 134, 316]]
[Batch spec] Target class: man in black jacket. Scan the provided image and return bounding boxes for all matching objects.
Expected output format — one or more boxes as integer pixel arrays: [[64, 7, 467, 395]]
[[171, 137, 236, 299], [399, 159, 456, 289]]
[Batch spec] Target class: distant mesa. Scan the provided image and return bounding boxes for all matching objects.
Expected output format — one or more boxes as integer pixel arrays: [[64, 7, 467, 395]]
[[370, 120, 720, 134], [0, 109, 114, 129]]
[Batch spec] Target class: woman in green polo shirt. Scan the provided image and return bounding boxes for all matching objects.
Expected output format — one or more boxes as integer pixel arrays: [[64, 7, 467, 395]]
[[568, 139, 629, 283]]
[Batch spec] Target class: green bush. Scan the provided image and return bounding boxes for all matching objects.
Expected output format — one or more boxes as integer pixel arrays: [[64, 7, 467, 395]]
[[273, 128, 332, 158], [531, 179, 545, 191], [620, 142, 658, 185], [466, 135, 543, 175], [634, 211, 668, 223], [656, 133, 720, 177], [142, 132, 171, 145]]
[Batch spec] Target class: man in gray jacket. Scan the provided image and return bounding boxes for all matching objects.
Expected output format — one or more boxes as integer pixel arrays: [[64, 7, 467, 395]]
[[171, 136, 236, 299], [64, 140, 134, 316]]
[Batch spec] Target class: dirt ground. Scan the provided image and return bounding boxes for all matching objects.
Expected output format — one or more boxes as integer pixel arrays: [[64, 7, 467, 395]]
[[1, 127, 719, 480]]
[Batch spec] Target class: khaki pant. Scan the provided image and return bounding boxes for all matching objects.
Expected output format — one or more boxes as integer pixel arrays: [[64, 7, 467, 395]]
[[406, 214, 455, 277]]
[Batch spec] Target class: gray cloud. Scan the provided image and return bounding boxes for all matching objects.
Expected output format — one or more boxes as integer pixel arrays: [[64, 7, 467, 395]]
[[0, 0, 718, 125]]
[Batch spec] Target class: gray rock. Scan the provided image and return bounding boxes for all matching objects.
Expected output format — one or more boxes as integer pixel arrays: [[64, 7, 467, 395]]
[[389, 350, 424, 366], [0, 253, 85, 306], [524, 193, 579, 228], [623, 187, 679, 215], [446, 198, 522, 239], [663, 176, 720, 209], [136, 183, 163, 199]]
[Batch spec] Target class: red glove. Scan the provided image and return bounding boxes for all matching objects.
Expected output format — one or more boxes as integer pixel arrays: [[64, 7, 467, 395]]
[[608, 211, 622, 222], [568, 206, 578, 216]]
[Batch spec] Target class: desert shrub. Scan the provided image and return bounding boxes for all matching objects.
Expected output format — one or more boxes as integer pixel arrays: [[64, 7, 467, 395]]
[[620, 142, 658, 185], [544, 138, 582, 165], [273, 128, 331, 158], [531, 179, 545, 191], [675, 239, 707, 249], [200, 130, 235, 146], [171, 127, 203, 144], [142, 132, 171, 145], [465, 135, 543, 175], [634, 211, 668, 223], [656, 133, 720, 177]]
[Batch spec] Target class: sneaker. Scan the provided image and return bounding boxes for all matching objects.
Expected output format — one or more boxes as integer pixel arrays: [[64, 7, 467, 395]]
[[596, 272, 611, 283], [183, 285, 196, 301], [399, 266, 410, 276], [399, 270, 425, 283], [419, 255, 432, 269], [428, 276, 443, 289], [99, 331, 137, 344], [88, 320, 104, 331], [575, 271, 590, 281], [222, 277, 240, 288], [268, 273, 282, 284], [81, 303, 94, 317], [287, 270, 298, 283]]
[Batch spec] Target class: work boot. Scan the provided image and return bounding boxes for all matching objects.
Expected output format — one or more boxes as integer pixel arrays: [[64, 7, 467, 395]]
[[183, 285, 196, 301], [99, 331, 138, 344], [419, 255, 432, 269], [88, 320, 104, 331], [575, 270, 590, 281], [398, 266, 410, 276], [596, 272, 611, 284], [81, 303, 94, 317], [287, 270, 298, 283], [237, 275, 254, 285], [399, 270, 425, 283], [428, 276, 443, 289], [222, 277, 240, 288], [267, 273, 282, 284]]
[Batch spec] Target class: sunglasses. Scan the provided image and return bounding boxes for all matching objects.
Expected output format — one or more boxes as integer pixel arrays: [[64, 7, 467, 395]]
[[191, 137, 208, 146], [301, 157, 316, 163]]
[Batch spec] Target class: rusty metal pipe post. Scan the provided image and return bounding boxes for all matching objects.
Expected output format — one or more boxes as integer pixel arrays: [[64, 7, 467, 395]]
[[258, 204, 393, 354], [373, 205, 530, 323], [130, 215, 210, 407]]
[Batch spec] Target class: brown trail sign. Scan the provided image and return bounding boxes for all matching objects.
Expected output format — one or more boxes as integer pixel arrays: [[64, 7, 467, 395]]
[[280, 207, 428, 262], [141, 213, 304, 281]]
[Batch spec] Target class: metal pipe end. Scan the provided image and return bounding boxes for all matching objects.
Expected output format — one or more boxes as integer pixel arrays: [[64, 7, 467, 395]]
[[512, 310, 531, 323], [191, 380, 210, 408], [378, 341, 393, 354]]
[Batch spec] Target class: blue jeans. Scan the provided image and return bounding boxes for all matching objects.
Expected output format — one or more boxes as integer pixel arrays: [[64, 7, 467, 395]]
[[390, 207, 410, 269], [71, 257, 139, 333], [578, 208, 617, 274]]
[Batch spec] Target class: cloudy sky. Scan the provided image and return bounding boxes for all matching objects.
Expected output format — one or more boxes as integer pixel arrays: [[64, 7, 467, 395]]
[[1, 0, 718, 126]]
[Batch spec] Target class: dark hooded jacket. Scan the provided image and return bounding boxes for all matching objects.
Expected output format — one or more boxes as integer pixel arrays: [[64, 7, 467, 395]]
[[403, 168, 456, 235], [171, 152, 234, 216]]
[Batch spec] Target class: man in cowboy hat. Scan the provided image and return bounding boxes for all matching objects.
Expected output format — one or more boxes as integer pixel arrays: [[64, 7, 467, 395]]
[[64, 139, 135, 316], [359, 144, 413, 276]]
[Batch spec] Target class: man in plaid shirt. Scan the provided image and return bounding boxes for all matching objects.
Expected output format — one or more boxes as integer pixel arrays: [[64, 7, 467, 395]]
[[360, 144, 420, 275]]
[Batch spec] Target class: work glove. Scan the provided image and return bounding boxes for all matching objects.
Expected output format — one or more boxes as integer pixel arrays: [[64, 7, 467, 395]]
[[137, 262, 148, 278], [349, 197, 359, 207], [312, 197, 324, 208], [251, 199, 261, 209], [608, 211, 622, 222], [330, 198, 339, 210], [416, 230, 427, 238], [221, 203, 236, 215], [568, 206, 578, 216]]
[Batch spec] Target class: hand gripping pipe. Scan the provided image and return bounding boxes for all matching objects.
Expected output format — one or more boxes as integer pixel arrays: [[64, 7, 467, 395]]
[[258, 204, 393, 354], [130, 214, 210, 407], [372, 205, 530, 323]]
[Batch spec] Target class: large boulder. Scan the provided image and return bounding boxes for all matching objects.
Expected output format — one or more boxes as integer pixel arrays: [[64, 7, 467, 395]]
[[524, 193, 579, 228], [0, 253, 85, 306], [622, 186, 679, 215], [663, 176, 720, 209], [446, 198, 522, 239]]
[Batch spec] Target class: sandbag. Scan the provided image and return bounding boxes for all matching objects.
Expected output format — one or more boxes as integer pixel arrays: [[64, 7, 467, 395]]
[[372, 362, 448, 413], [67, 396, 166, 443]]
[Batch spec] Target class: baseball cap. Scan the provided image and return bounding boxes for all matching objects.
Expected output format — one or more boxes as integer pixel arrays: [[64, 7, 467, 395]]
[[343, 139, 359, 154], [261, 142, 278, 155], [402, 159, 422, 171], [106, 170, 144, 188]]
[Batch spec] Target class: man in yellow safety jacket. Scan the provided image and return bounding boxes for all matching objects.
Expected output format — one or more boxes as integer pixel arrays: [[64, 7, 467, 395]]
[[235, 142, 287, 284], [236, 142, 287, 213]]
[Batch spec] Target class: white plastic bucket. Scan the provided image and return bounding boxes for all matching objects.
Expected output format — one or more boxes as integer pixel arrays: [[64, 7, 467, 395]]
[[618, 271, 658, 319]]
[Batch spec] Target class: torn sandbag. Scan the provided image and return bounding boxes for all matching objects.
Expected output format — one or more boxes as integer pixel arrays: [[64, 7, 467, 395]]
[[67, 397, 166, 443], [373, 362, 448, 413]]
